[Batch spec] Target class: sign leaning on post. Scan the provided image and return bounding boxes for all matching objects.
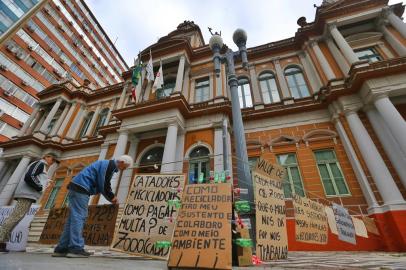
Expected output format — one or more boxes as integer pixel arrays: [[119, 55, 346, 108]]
[[253, 156, 288, 261], [111, 174, 185, 259], [168, 183, 233, 269], [0, 204, 39, 251]]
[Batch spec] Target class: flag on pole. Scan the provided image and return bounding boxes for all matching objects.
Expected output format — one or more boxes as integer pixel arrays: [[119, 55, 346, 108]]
[[131, 57, 142, 103], [152, 60, 163, 93], [146, 50, 154, 82]]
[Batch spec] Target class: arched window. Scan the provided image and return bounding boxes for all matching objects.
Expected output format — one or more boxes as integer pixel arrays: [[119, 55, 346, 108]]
[[78, 111, 94, 138], [284, 66, 310, 99], [189, 146, 210, 184], [139, 146, 164, 173], [237, 77, 253, 108], [258, 72, 281, 104], [93, 108, 109, 136]]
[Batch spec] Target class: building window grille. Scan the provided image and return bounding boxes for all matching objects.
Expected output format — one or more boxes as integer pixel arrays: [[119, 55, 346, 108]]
[[258, 72, 281, 104], [277, 153, 305, 198], [314, 149, 350, 196], [284, 66, 310, 99]]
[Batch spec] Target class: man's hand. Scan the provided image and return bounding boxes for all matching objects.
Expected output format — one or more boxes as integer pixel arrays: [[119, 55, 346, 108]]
[[111, 196, 118, 204]]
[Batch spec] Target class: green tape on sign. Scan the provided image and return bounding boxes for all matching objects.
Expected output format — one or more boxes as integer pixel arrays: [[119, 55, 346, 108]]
[[168, 199, 182, 209], [154, 241, 172, 248], [235, 200, 251, 213], [234, 238, 253, 247]]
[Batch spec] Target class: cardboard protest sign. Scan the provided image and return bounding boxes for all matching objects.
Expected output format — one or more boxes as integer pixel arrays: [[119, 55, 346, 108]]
[[168, 183, 233, 269], [254, 156, 285, 180], [39, 204, 118, 245], [362, 216, 380, 235], [332, 203, 356, 245], [111, 174, 184, 259], [292, 194, 328, 245], [0, 204, 39, 251], [253, 167, 288, 261], [324, 206, 338, 235], [351, 216, 368, 238]]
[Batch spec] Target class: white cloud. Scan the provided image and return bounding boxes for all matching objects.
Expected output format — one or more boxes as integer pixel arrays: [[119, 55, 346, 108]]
[[86, 0, 405, 66]]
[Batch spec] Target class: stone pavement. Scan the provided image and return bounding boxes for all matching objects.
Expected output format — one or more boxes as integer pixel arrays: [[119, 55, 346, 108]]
[[0, 246, 405, 270]]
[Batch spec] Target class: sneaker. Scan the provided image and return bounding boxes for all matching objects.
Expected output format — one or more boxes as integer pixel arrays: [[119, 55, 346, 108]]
[[0, 243, 9, 254], [52, 247, 68, 257], [66, 249, 91, 258]]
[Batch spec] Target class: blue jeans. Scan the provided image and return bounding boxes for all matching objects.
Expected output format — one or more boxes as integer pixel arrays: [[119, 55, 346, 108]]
[[55, 190, 89, 252]]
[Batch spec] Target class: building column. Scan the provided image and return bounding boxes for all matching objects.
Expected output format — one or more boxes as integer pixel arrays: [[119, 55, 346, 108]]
[[174, 56, 186, 94], [298, 51, 322, 93], [116, 137, 139, 203], [345, 110, 405, 205], [0, 156, 32, 206], [328, 24, 359, 65], [84, 105, 101, 138], [379, 23, 406, 56], [365, 107, 406, 189], [273, 59, 291, 99], [117, 81, 130, 109], [18, 105, 39, 136], [385, 8, 406, 39], [55, 102, 76, 140], [248, 64, 263, 105], [0, 163, 15, 194], [332, 116, 379, 209], [26, 109, 44, 135], [373, 95, 406, 157], [174, 132, 185, 173], [325, 37, 351, 75], [182, 66, 190, 100], [39, 98, 63, 134], [98, 130, 129, 205], [310, 40, 335, 81], [64, 105, 86, 142], [49, 103, 70, 137], [161, 122, 178, 173], [214, 123, 224, 173]]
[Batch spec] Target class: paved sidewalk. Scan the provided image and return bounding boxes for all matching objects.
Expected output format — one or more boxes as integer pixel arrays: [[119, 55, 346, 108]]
[[1, 247, 405, 270]]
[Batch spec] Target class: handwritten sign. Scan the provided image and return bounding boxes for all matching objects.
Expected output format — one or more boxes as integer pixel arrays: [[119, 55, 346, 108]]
[[0, 205, 39, 251], [292, 194, 328, 245], [253, 169, 288, 261], [362, 216, 380, 235], [111, 174, 184, 259], [168, 183, 232, 269], [39, 204, 118, 246], [324, 206, 338, 235], [254, 156, 285, 180], [332, 203, 356, 245], [351, 217, 368, 238]]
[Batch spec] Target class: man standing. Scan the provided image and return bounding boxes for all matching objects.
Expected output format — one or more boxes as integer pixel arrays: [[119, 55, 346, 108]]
[[53, 155, 133, 258], [0, 153, 59, 253]]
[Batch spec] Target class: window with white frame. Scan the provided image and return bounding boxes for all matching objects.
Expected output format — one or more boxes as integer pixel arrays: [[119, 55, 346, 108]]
[[354, 47, 382, 63], [314, 149, 350, 196], [284, 66, 310, 99], [237, 77, 253, 108], [258, 72, 281, 104], [277, 153, 305, 198], [194, 77, 210, 103]]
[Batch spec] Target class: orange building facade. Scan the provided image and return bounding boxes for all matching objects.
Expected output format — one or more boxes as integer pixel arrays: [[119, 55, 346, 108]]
[[0, 0, 406, 251], [0, 0, 128, 141]]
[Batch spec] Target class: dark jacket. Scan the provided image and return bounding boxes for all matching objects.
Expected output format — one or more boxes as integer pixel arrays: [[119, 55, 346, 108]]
[[68, 160, 118, 202]]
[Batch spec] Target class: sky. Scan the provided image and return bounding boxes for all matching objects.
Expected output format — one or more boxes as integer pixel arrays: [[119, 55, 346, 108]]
[[86, 0, 404, 67]]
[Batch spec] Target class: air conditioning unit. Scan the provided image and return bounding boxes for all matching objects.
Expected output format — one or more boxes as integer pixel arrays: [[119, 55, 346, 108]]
[[68, 20, 73, 26], [58, 24, 64, 32], [5, 44, 14, 52], [56, 5, 61, 11], [44, 8, 50, 14], [73, 41, 79, 47], [0, 64, 7, 71], [27, 25, 35, 33], [81, 51, 86, 56], [91, 63, 96, 68], [14, 52, 24, 60], [3, 90, 12, 96], [28, 45, 34, 51], [97, 56, 101, 61], [54, 69, 62, 78], [79, 34, 84, 39], [21, 80, 28, 86], [60, 58, 65, 64]]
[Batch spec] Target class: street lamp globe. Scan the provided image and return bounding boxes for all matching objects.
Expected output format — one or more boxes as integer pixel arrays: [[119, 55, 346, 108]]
[[209, 34, 224, 51], [232, 28, 247, 47]]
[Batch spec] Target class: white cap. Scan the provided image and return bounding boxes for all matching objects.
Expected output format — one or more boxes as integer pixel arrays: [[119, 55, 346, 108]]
[[117, 155, 133, 166]]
